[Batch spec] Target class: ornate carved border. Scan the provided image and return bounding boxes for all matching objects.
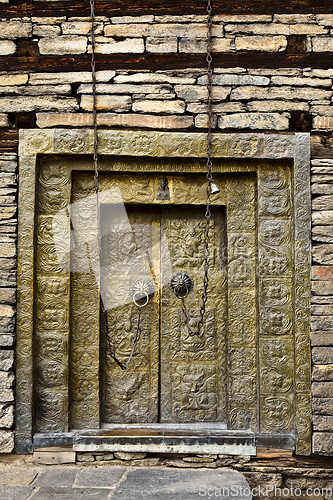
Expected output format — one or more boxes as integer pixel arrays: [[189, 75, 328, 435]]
[[17, 130, 311, 454]]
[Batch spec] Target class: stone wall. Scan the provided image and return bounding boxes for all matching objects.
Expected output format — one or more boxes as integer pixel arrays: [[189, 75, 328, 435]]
[[0, 153, 17, 453], [0, 12, 332, 455]]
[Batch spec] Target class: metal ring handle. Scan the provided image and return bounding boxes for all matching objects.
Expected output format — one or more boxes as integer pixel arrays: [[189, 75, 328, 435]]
[[174, 283, 190, 299], [133, 291, 149, 308]]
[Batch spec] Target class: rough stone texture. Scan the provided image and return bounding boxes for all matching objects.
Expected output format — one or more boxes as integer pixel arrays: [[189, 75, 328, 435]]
[[312, 365, 333, 381], [313, 415, 333, 431], [0, 114, 9, 127], [62, 21, 103, 35], [0, 74, 28, 86], [312, 226, 333, 243], [175, 84, 231, 101], [0, 404, 14, 428], [312, 184, 333, 195], [231, 86, 333, 101], [313, 211, 333, 225], [312, 245, 333, 265], [195, 114, 217, 128], [33, 25, 61, 37], [36, 112, 194, 129], [179, 37, 234, 53], [114, 452, 147, 461], [247, 100, 309, 112], [0, 351, 14, 371], [80, 95, 131, 112], [0, 41, 16, 56], [0, 96, 79, 113], [312, 382, 333, 397], [271, 76, 332, 87], [235, 35, 287, 52], [0, 371, 14, 389], [0, 21, 31, 39], [313, 38, 333, 52], [312, 347, 333, 365], [146, 37, 177, 53], [218, 112, 288, 130], [132, 100, 185, 114], [0, 430, 14, 453], [93, 38, 145, 54], [198, 74, 270, 86], [39, 36, 88, 55], [104, 23, 223, 38], [30, 71, 115, 85], [312, 196, 333, 211], [77, 83, 174, 95], [313, 433, 333, 455]]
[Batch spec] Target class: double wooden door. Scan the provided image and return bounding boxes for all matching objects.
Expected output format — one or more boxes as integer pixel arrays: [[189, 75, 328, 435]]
[[100, 204, 227, 424]]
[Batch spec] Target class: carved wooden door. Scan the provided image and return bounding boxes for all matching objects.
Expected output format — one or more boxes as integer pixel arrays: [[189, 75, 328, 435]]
[[101, 204, 227, 424]]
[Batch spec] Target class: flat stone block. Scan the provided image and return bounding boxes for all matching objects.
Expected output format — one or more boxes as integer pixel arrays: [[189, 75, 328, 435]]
[[274, 14, 316, 23], [179, 37, 234, 53], [195, 114, 217, 129], [0, 486, 33, 500], [33, 25, 61, 37], [312, 398, 333, 415], [0, 288, 16, 305], [0, 403, 14, 427], [313, 38, 333, 52], [312, 225, 333, 243], [312, 332, 333, 346], [312, 365, 333, 381], [80, 95, 131, 112], [313, 415, 333, 431], [312, 316, 333, 331], [105, 23, 222, 38], [31, 468, 79, 487], [312, 245, 333, 265], [313, 433, 333, 456], [0, 351, 14, 371], [132, 100, 185, 114], [0, 40, 15, 55], [312, 184, 333, 195], [311, 106, 333, 117], [30, 71, 115, 85], [219, 113, 288, 130], [0, 430, 14, 453], [312, 381, 333, 398], [0, 371, 14, 389], [313, 211, 333, 225], [312, 347, 333, 364], [0, 389, 14, 402], [272, 76, 332, 87], [175, 84, 231, 101], [146, 37, 177, 53], [198, 74, 270, 86], [62, 21, 103, 35], [114, 73, 195, 84], [113, 468, 251, 500], [235, 35, 287, 52], [0, 96, 79, 113], [313, 196, 333, 211], [77, 83, 173, 95], [0, 335, 14, 347], [75, 467, 126, 488], [312, 304, 333, 316], [94, 38, 144, 54], [0, 21, 31, 39], [111, 15, 154, 23], [231, 85, 332, 101], [29, 488, 112, 500], [37, 112, 193, 129], [39, 36, 87, 55], [0, 467, 37, 486]]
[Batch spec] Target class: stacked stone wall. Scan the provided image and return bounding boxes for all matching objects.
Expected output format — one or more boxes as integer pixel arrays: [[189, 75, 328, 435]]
[[0, 12, 332, 455]]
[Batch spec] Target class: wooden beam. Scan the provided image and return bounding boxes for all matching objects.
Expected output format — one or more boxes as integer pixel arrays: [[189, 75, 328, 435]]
[[1, 53, 333, 73], [311, 134, 333, 159], [0, 0, 332, 19]]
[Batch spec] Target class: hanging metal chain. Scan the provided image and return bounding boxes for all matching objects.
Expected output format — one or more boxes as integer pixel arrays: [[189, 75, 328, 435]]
[[180, 0, 213, 337], [90, 0, 143, 370]]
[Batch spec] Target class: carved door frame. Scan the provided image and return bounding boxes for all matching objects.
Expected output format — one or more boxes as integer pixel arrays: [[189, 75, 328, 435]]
[[16, 130, 311, 454]]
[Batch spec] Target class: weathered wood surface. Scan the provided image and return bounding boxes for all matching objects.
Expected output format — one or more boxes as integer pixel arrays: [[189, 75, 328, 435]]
[[311, 135, 333, 159], [1, 53, 333, 73], [0, 131, 18, 154], [1, 0, 333, 18]]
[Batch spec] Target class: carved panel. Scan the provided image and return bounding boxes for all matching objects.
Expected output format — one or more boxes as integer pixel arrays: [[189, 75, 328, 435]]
[[34, 160, 71, 433], [160, 205, 227, 423], [258, 163, 294, 437], [226, 176, 257, 431]]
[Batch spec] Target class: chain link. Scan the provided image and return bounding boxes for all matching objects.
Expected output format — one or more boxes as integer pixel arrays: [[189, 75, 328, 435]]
[[180, 0, 213, 337]]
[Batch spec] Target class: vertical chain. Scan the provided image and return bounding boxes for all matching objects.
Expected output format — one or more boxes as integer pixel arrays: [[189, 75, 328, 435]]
[[180, 0, 213, 337], [90, 0, 98, 193]]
